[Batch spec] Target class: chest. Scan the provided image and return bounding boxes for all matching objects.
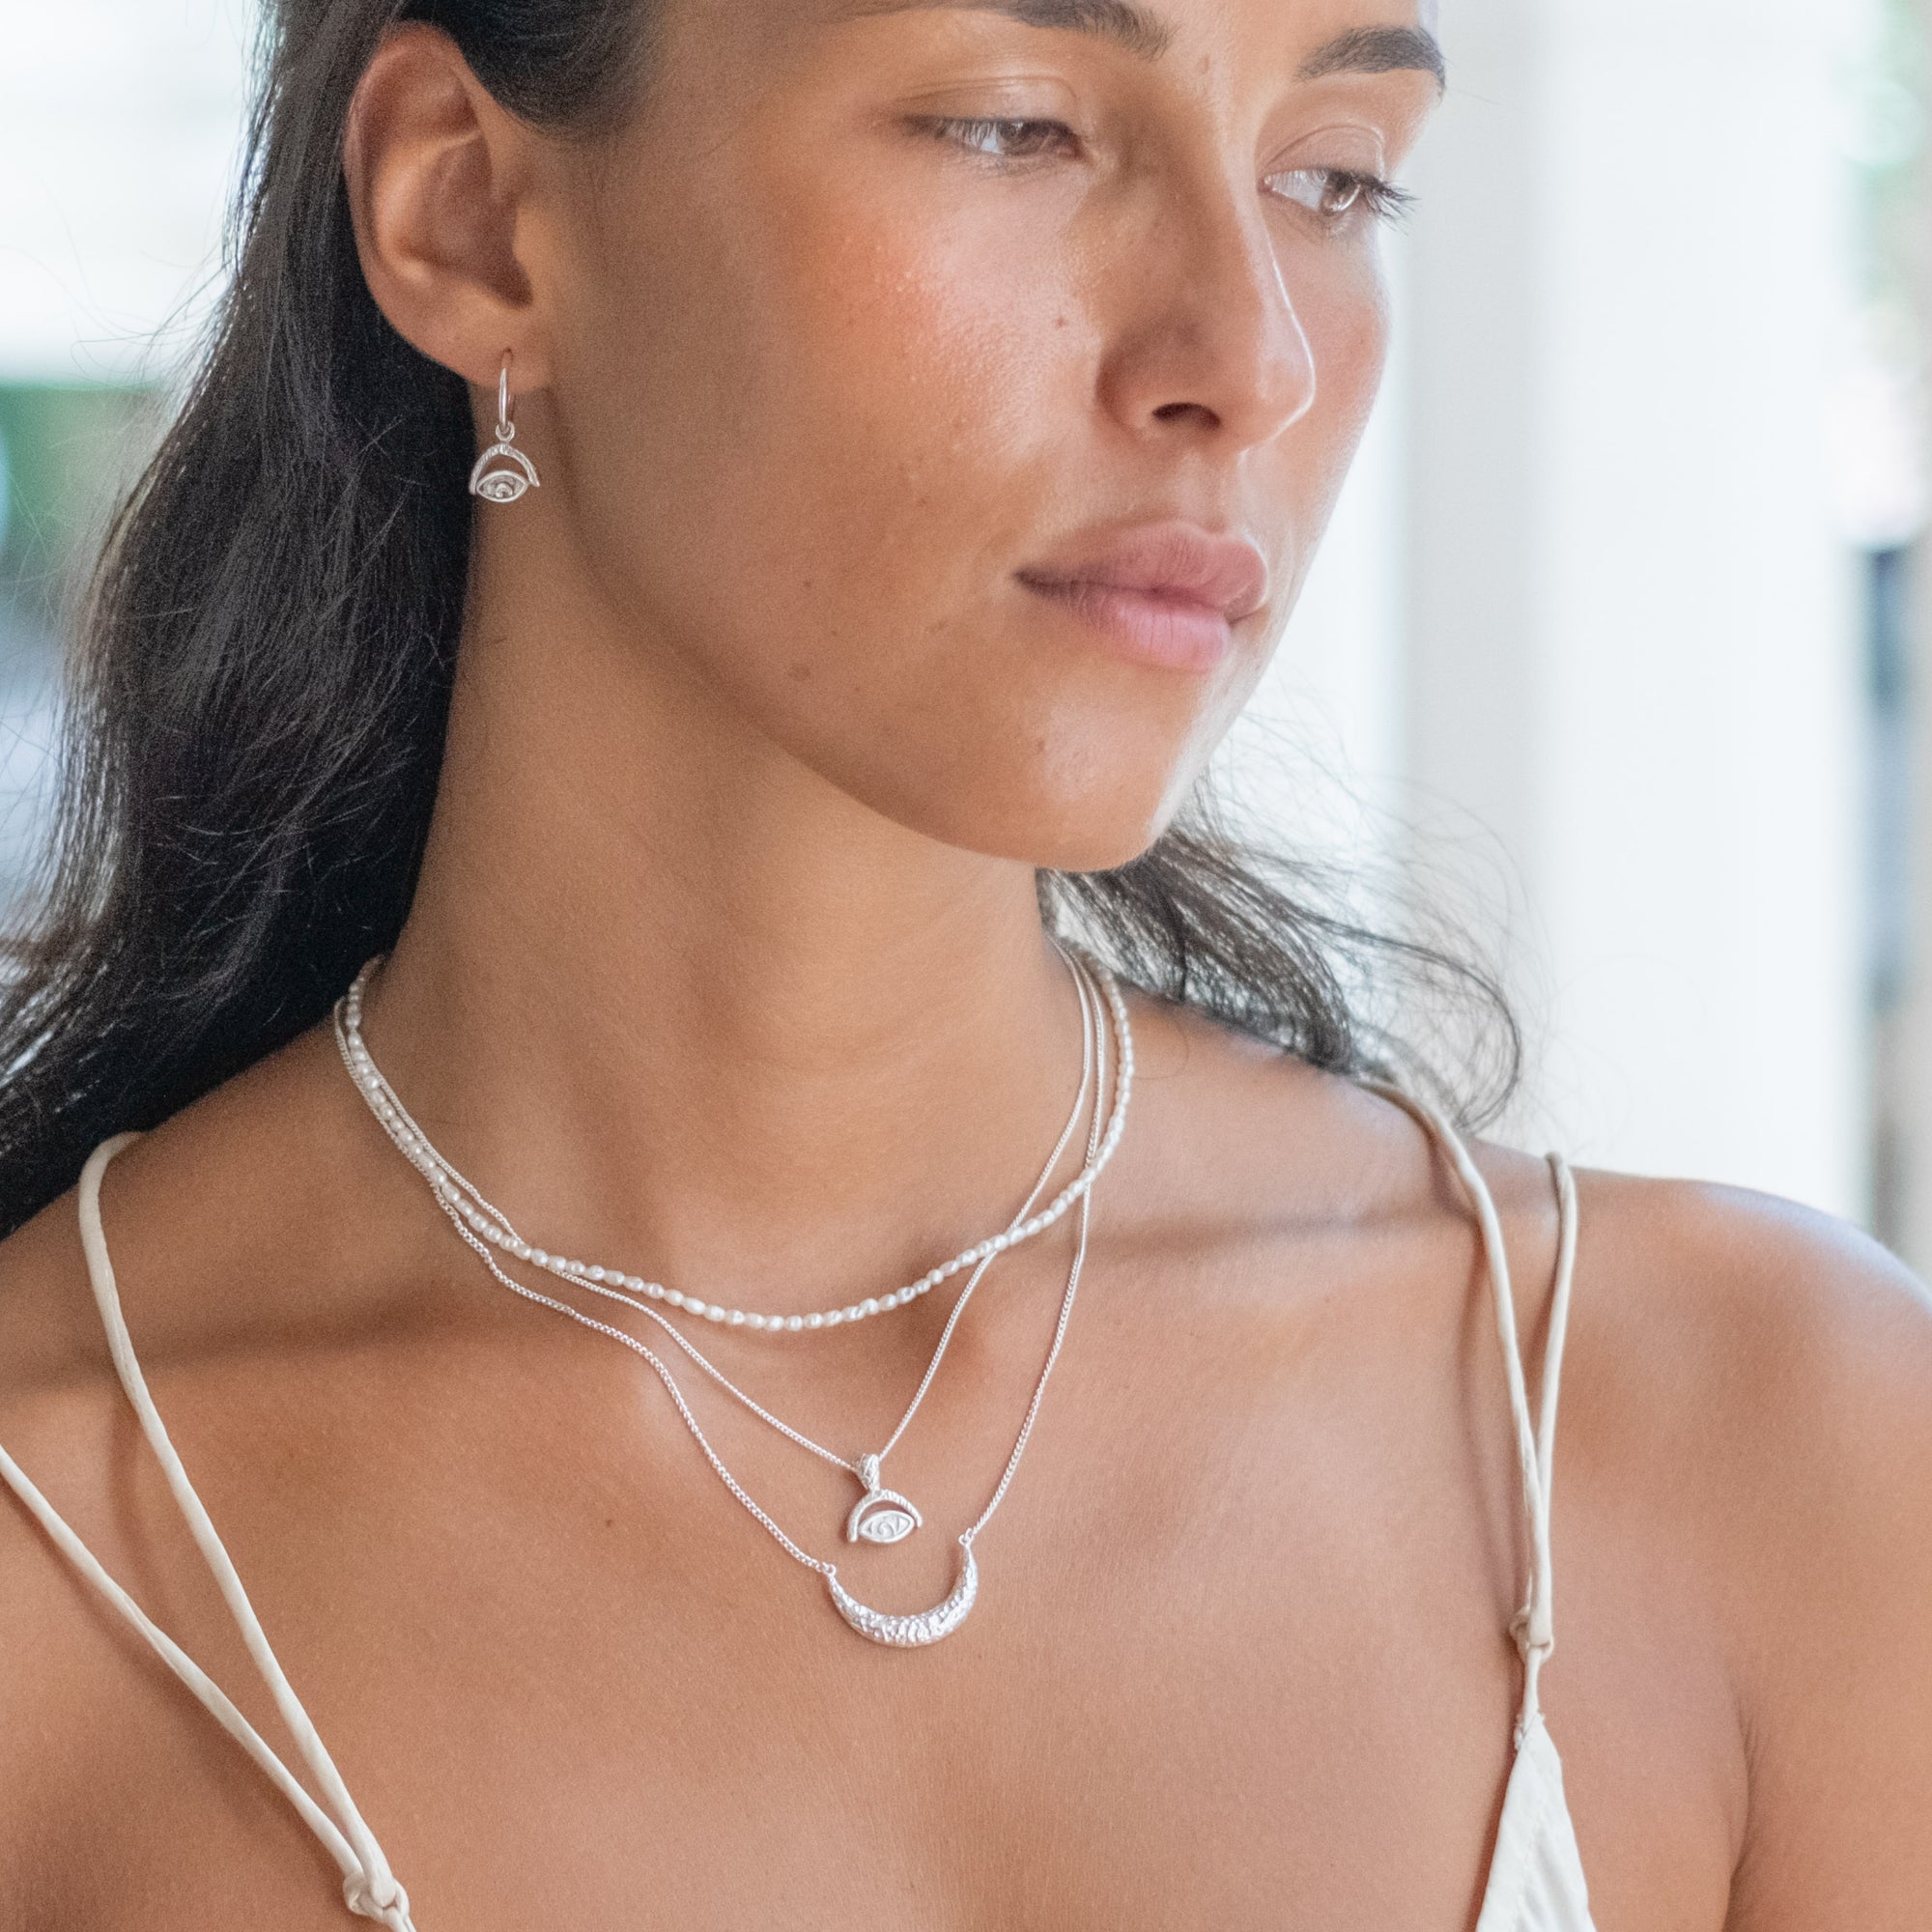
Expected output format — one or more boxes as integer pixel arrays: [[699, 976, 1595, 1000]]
[[6, 1330, 1739, 1932]]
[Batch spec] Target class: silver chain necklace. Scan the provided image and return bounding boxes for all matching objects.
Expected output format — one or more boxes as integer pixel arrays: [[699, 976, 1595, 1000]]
[[332, 950, 1127, 1645], [335, 954, 1109, 1550]]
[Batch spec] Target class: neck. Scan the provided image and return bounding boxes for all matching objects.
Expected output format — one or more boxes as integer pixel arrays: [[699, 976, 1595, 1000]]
[[362, 539, 1095, 1318]]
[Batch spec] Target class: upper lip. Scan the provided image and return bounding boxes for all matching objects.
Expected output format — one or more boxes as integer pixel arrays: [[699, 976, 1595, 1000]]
[[1016, 520, 1272, 624]]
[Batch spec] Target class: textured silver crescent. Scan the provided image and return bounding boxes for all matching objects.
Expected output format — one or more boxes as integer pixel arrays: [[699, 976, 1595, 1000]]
[[468, 441, 541, 503], [826, 1544, 979, 1647]]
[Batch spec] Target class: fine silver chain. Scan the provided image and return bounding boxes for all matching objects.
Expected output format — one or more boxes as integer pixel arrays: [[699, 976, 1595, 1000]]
[[335, 952, 1121, 1642], [335, 953, 1133, 1332], [351, 959, 1106, 1534]]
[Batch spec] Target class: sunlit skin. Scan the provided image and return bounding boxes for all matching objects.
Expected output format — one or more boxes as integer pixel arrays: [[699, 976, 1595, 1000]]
[[2, 1, 1930, 1927]]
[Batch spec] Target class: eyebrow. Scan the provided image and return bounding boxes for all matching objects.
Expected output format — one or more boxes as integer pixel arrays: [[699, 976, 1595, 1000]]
[[1297, 25, 1446, 89], [835, 7, 1446, 87], [835, 0, 1174, 60]]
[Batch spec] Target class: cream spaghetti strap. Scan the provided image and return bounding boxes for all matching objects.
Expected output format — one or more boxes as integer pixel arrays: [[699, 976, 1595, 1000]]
[[1364, 1083, 1580, 1743], [0, 1135, 417, 1929]]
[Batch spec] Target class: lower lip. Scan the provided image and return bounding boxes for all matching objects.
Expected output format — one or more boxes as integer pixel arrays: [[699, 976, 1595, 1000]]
[[1018, 576, 1235, 673]]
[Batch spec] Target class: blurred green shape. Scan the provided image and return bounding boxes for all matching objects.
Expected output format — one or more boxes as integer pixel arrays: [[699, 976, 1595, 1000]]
[[0, 384, 161, 651]]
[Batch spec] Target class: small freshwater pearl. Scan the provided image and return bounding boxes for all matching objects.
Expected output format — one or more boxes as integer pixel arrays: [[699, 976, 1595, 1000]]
[[336, 952, 1129, 1365]]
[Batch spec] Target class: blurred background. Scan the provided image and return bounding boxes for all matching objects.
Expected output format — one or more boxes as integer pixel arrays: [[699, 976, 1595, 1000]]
[[1, 1, 1928, 1249]]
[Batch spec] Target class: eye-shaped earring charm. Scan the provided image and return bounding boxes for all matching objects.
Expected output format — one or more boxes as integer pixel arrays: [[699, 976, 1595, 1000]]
[[469, 354, 541, 504]]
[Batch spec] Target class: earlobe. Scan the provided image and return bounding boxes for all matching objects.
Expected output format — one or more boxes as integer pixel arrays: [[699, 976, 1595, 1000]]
[[342, 22, 551, 393]]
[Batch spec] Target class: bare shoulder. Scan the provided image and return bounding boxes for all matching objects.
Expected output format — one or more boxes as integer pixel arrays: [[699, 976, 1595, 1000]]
[[1115, 996, 1932, 1540], [1571, 1160, 1932, 1355], [1519, 1166, 1932, 1924], [0, 1161, 125, 1528], [1559, 1168, 1932, 1576], [1195, 1003, 1932, 1558], [0, 1028, 394, 1813], [0, 1162, 152, 1904]]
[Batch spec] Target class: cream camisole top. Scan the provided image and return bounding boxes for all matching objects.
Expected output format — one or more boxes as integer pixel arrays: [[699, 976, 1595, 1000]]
[[0, 1086, 1594, 1930]]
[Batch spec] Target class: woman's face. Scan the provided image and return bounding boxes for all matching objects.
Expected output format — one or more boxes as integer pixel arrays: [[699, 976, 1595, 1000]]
[[540, 0, 1442, 868]]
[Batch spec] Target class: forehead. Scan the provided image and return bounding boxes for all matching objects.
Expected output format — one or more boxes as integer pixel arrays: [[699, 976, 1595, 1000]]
[[807, 0, 1444, 79], [644, 0, 1446, 136]]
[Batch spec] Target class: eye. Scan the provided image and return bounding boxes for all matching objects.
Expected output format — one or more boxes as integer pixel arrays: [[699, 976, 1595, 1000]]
[[1264, 166, 1414, 228], [845, 1486, 923, 1546], [914, 115, 1080, 162]]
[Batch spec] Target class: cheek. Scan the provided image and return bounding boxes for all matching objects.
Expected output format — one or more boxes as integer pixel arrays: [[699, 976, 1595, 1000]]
[[1292, 251, 1391, 514], [718, 188, 1077, 633], [588, 146, 1068, 607], [562, 150, 1106, 723]]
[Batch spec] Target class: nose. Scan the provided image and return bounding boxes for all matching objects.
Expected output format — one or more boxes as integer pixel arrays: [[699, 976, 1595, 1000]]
[[1095, 171, 1319, 452]]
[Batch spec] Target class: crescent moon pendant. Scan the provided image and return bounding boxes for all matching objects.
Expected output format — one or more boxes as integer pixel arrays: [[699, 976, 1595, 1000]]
[[826, 1545, 979, 1647]]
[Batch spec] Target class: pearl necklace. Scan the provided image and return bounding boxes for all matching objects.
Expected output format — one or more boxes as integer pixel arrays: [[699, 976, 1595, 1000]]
[[335, 952, 1131, 1331]]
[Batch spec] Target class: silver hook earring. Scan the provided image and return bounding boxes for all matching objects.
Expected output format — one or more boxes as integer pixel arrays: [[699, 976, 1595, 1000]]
[[468, 355, 541, 504]]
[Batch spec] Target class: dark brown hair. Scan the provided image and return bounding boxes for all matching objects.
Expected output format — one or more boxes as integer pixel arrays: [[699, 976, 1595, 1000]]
[[0, 0, 1517, 1236]]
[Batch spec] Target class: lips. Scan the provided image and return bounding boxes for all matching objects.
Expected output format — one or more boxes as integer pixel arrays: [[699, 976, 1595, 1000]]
[[1018, 522, 1270, 622], [1014, 521, 1271, 672]]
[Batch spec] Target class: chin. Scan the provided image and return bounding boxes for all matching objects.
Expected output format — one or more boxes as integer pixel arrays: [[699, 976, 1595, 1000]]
[[1012, 808, 1178, 877], [877, 761, 1191, 876]]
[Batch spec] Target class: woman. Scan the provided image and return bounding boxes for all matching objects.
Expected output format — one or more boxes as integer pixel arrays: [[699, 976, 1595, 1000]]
[[0, 0, 1927, 1924]]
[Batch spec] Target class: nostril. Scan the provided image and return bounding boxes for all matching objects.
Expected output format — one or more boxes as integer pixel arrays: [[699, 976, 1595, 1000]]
[[1151, 400, 1219, 427]]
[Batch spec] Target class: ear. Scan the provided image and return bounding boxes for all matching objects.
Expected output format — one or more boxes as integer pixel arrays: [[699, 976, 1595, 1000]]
[[343, 23, 554, 393]]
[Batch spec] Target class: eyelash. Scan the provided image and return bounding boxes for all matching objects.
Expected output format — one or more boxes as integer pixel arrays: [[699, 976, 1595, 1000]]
[[914, 117, 1414, 228], [1270, 167, 1417, 227], [916, 115, 1079, 161]]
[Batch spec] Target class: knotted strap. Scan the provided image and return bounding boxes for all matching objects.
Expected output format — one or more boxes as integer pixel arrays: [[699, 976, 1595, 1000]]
[[1364, 1085, 1579, 1745]]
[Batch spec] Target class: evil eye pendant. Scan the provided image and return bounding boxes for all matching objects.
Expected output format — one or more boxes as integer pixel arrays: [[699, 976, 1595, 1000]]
[[469, 357, 540, 504], [469, 437, 540, 504], [845, 1454, 923, 1546]]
